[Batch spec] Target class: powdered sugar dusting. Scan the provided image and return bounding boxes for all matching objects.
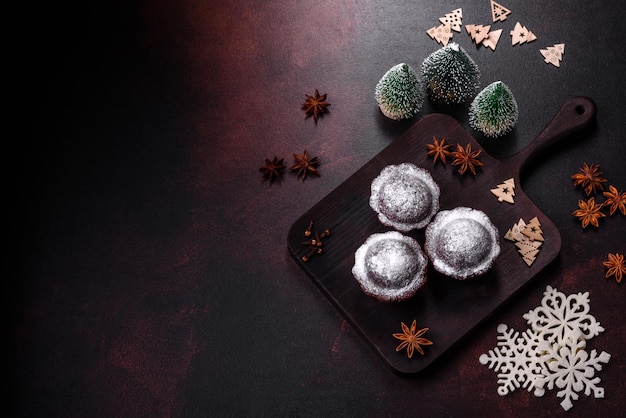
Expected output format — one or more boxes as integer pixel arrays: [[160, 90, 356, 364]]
[[370, 163, 440, 231], [425, 207, 500, 279], [352, 231, 428, 302]]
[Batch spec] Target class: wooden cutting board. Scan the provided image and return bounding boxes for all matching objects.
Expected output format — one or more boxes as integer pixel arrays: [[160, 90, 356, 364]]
[[287, 97, 596, 375]]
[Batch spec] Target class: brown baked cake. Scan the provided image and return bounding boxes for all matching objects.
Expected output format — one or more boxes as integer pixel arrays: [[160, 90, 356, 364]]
[[369, 163, 440, 231], [352, 231, 428, 302], [425, 207, 500, 280]]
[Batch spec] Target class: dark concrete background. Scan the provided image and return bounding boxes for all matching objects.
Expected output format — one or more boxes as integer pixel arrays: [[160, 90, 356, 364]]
[[12, 1, 625, 416]]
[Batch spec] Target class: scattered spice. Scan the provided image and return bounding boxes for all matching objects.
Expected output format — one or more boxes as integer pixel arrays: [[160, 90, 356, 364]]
[[602, 185, 626, 216], [259, 156, 286, 184], [572, 197, 606, 228], [603, 253, 625, 283], [451, 143, 483, 175], [301, 89, 330, 123], [426, 136, 452, 164], [571, 162, 607, 196], [304, 220, 314, 237], [300, 220, 331, 262], [290, 150, 321, 180], [392, 320, 433, 358]]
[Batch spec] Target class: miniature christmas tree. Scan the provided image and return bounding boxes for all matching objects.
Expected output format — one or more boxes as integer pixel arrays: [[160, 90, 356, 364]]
[[421, 43, 480, 105], [469, 81, 518, 138], [374, 63, 424, 120]]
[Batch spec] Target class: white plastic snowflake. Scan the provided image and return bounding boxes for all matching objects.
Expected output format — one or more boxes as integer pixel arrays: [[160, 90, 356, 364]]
[[536, 337, 611, 411], [480, 285, 611, 411], [523, 285, 605, 344], [479, 324, 546, 396]]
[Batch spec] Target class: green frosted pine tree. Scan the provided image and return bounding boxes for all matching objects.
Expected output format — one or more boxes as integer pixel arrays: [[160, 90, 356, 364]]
[[421, 43, 480, 105], [375, 63, 424, 120], [469, 81, 519, 138]]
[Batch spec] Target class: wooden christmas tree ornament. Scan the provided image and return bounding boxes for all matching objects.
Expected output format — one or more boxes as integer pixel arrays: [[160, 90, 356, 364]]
[[510, 22, 537, 46], [505, 216, 544, 266], [466, 24, 491, 45], [540, 44, 565, 67], [504, 218, 526, 242], [490, 1, 511, 23], [482, 29, 503, 51], [439, 8, 463, 32], [491, 178, 515, 203], [521, 216, 544, 242], [427, 24, 453, 46]]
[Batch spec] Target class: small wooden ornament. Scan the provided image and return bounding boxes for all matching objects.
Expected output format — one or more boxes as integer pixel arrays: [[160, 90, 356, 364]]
[[540, 44, 565, 67], [516, 239, 542, 267], [491, 177, 515, 203], [522, 255, 536, 267], [505, 218, 526, 242], [482, 29, 503, 51], [439, 8, 463, 32], [427, 24, 454, 46], [510, 22, 537, 46], [521, 216, 544, 241], [490, 1, 511, 23], [505, 217, 544, 267], [466, 24, 491, 44], [515, 239, 542, 255]]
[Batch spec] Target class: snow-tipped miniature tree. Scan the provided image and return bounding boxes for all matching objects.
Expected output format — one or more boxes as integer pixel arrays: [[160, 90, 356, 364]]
[[469, 81, 518, 138], [375, 63, 424, 120], [421, 43, 480, 105]]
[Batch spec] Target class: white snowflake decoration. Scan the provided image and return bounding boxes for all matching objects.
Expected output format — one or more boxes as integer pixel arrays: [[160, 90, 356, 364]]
[[536, 337, 611, 411], [479, 324, 546, 396], [523, 285, 605, 344], [480, 285, 611, 411]]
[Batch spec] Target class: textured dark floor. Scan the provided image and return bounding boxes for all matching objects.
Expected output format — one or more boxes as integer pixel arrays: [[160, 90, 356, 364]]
[[12, 1, 626, 416]]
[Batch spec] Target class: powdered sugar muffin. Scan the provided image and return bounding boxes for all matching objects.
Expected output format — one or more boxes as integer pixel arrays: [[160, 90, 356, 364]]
[[369, 163, 440, 231], [425, 207, 500, 280], [352, 231, 428, 302]]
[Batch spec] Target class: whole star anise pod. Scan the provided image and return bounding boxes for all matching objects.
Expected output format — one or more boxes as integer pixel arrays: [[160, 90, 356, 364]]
[[392, 320, 433, 358], [602, 184, 626, 216], [426, 136, 452, 164], [572, 197, 606, 228], [301, 89, 330, 123], [571, 162, 607, 195], [451, 143, 483, 175], [603, 252, 625, 283], [259, 156, 286, 184], [290, 150, 320, 180]]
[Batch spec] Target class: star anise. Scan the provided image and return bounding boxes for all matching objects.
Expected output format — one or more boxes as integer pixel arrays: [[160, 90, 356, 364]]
[[451, 143, 483, 175], [603, 252, 625, 283], [290, 150, 320, 180], [572, 197, 606, 228], [571, 162, 607, 195], [259, 156, 286, 184], [392, 320, 433, 358], [301, 89, 330, 123], [602, 184, 626, 216], [426, 136, 452, 164]]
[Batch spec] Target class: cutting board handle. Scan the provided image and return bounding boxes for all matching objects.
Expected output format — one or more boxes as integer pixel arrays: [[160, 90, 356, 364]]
[[505, 96, 596, 175]]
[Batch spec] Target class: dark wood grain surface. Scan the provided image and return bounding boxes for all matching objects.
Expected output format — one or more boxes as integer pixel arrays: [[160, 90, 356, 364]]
[[12, 1, 626, 416]]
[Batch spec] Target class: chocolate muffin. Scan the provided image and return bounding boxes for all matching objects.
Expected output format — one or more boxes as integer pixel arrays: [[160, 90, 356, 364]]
[[425, 207, 500, 279], [352, 231, 428, 302], [369, 163, 440, 231]]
